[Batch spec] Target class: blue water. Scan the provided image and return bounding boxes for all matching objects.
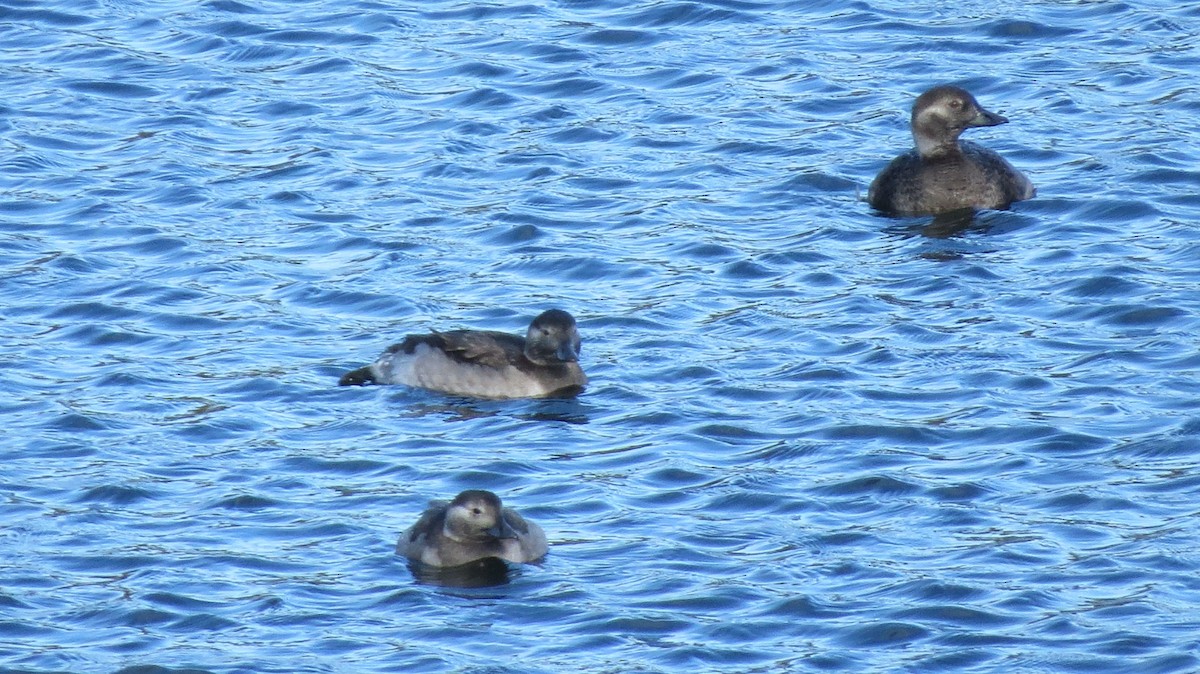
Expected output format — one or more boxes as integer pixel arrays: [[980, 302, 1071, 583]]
[[3, 0, 1200, 672]]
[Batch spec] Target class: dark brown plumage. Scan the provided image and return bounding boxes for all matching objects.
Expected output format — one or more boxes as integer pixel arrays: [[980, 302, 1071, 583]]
[[869, 85, 1035, 217], [339, 309, 586, 398]]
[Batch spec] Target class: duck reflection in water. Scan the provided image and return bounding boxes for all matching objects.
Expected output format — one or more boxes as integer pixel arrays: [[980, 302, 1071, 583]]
[[394, 399, 591, 426], [407, 556, 516, 588]]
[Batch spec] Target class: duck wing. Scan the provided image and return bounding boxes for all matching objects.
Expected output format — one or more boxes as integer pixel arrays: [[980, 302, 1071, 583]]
[[502, 508, 533, 535], [425, 330, 526, 368], [406, 501, 449, 543], [868, 150, 923, 214]]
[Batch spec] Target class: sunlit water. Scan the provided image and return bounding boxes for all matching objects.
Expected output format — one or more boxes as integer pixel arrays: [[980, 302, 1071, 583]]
[[3, 0, 1200, 672]]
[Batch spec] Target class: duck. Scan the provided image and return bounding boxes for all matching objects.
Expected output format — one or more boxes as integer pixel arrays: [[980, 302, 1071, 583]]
[[339, 308, 586, 399], [399, 490, 548, 567], [868, 85, 1036, 216]]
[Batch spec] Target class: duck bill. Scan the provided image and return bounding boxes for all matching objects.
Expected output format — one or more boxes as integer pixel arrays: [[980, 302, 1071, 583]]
[[555, 339, 580, 363], [486, 518, 518, 540], [969, 108, 1008, 128]]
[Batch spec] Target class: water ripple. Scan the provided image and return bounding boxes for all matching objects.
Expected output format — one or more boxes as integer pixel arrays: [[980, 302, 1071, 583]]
[[2, 0, 1200, 672]]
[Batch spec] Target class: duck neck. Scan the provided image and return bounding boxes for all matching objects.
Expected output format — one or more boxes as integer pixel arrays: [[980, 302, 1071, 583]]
[[915, 132, 961, 159]]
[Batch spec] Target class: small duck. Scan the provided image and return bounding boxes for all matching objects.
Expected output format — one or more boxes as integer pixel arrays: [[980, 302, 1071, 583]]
[[868, 85, 1036, 216], [339, 309, 586, 399], [399, 490, 548, 567]]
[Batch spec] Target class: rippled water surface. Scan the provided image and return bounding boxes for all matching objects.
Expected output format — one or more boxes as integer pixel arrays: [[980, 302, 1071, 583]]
[[4, 0, 1200, 672]]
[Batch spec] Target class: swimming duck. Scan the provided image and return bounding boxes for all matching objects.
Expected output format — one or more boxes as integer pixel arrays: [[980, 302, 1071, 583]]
[[399, 490, 548, 567], [339, 309, 586, 399], [868, 85, 1035, 216]]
